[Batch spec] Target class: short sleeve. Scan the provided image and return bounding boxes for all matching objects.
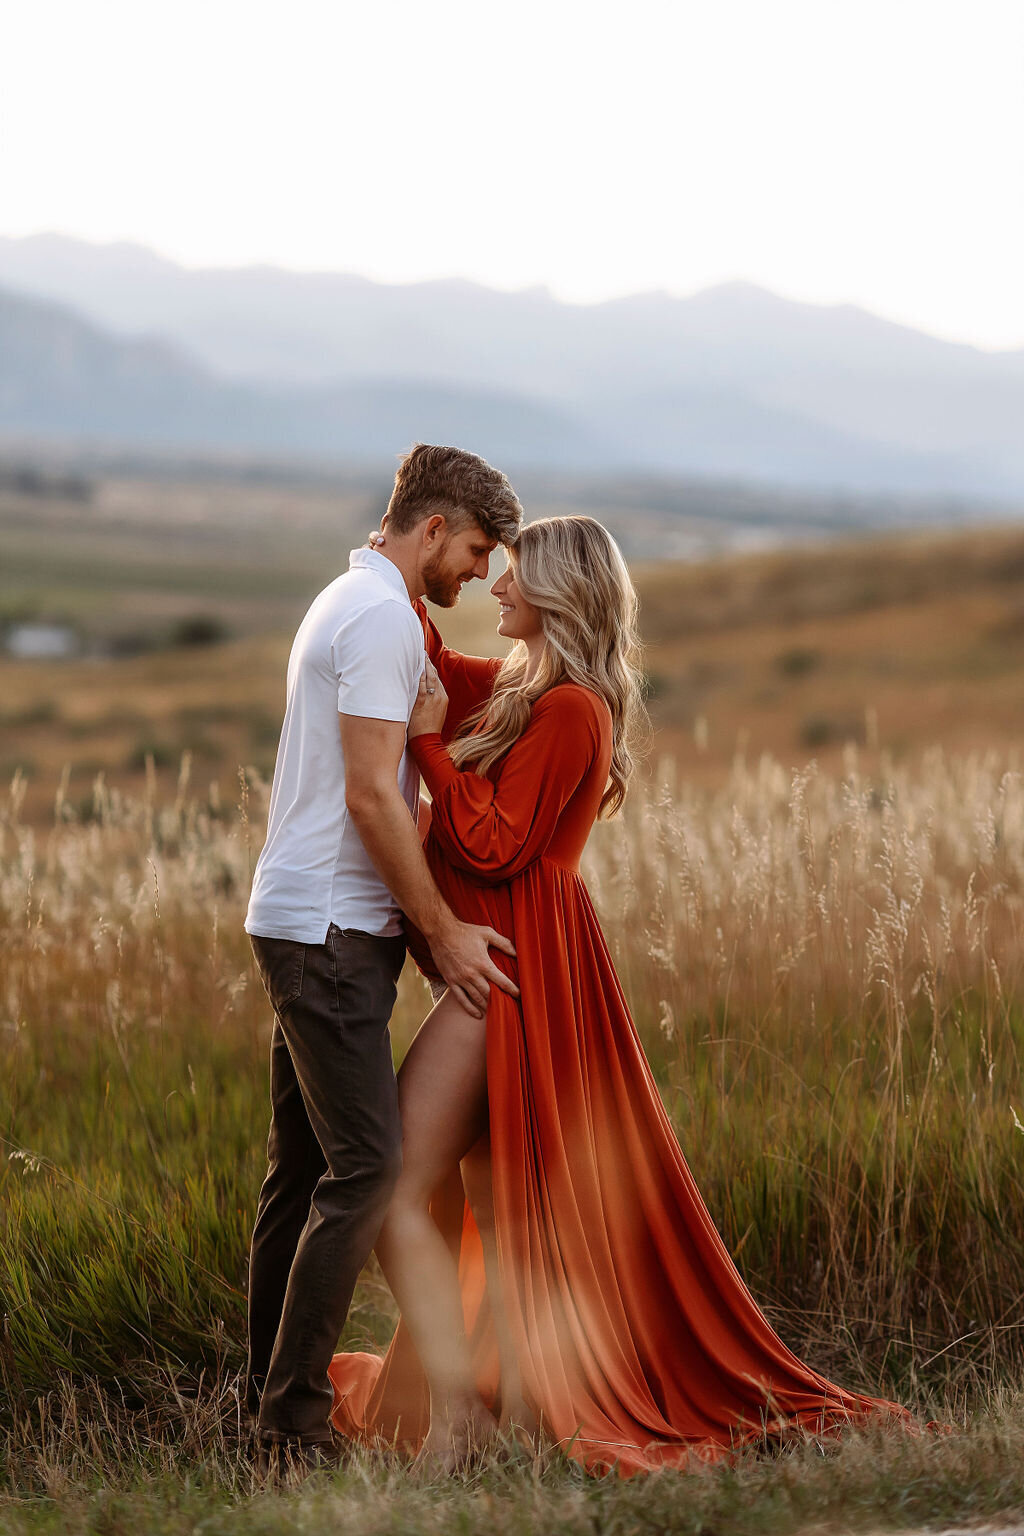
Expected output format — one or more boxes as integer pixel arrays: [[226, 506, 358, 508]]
[[333, 599, 423, 721]]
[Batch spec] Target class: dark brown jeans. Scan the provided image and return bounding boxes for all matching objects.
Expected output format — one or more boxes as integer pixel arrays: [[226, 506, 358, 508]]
[[246, 924, 406, 1444]]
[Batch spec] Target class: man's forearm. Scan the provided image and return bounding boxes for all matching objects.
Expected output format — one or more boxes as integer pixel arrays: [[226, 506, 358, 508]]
[[348, 787, 452, 942]]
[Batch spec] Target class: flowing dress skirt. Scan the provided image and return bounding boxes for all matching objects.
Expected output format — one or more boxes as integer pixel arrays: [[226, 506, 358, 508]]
[[329, 858, 910, 1476]]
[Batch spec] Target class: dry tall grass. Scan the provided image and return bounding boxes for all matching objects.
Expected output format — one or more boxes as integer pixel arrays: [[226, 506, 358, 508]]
[[590, 746, 1024, 1403], [2, 746, 1024, 1479]]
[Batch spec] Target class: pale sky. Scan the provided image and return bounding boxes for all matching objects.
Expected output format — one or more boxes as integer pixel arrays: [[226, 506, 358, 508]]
[[2, 0, 1023, 349]]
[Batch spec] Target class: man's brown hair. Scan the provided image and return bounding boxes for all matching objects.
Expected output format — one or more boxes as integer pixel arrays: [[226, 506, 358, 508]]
[[385, 443, 523, 546]]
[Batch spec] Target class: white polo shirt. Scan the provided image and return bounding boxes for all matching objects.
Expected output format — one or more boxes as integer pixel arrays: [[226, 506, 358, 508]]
[[245, 548, 425, 943]]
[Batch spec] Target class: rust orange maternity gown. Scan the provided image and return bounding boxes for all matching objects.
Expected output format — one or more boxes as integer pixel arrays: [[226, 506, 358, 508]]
[[329, 621, 909, 1475]]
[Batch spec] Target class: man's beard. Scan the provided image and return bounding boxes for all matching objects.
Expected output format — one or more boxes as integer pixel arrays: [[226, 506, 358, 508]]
[[422, 544, 463, 608]]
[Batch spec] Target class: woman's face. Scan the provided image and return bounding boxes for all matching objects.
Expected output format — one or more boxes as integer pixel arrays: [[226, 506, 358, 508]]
[[491, 562, 544, 644]]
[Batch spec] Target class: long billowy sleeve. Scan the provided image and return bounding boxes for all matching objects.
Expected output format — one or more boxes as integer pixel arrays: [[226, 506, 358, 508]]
[[414, 601, 502, 742], [408, 687, 605, 885]]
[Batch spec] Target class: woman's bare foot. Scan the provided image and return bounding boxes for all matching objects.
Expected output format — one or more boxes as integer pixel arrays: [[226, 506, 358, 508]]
[[497, 1396, 540, 1450], [416, 1392, 499, 1473]]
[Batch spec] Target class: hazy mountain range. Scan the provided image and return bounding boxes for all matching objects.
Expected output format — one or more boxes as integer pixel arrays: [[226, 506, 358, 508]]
[[1, 233, 1023, 498]]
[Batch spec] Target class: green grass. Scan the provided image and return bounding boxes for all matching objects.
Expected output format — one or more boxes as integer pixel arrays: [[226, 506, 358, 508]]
[[3, 743, 1024, 1527], [2, 1392, 1024, 1534]]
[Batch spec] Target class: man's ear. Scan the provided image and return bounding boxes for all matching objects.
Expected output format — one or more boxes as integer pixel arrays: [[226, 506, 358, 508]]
[[422, 513, 447, 546]]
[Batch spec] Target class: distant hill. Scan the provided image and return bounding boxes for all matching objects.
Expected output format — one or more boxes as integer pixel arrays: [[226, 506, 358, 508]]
[[0, 287, 601, 467], [2, 234, 1024, 496]]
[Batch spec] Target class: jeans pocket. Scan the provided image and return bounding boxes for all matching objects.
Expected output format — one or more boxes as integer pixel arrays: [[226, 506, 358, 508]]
[[251, 935, 305, 1015]]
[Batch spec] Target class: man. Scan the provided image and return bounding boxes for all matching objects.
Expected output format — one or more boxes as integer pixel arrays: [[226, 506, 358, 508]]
[[243, 443, 523, 1467]]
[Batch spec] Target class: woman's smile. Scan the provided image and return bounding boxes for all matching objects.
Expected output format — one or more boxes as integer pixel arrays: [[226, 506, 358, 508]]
[[491, 566, 543, 646]]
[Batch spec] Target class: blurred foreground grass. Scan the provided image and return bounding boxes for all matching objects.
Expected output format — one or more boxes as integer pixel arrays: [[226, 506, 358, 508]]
[[3, 1390, 1024, 1534], [2, 746, 1024, 1525]]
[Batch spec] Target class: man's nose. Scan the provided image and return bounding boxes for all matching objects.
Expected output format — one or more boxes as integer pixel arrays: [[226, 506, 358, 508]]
[[474, 555, 490, 579]]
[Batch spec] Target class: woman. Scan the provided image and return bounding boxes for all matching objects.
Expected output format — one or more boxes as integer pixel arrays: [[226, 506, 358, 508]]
[[328, 515, 910, 1475]]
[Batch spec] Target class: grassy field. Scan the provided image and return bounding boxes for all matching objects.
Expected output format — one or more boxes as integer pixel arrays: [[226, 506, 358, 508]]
[[3, 746, 1024, 1529], [3, 472, 1024, 1529]]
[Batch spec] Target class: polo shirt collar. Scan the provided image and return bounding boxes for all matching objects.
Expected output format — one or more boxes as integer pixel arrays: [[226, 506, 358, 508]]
[[348, 546, 410, 600]]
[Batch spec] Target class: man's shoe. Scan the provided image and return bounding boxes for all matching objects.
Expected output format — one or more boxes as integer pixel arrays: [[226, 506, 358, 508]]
[[253, 1432, 346, 1482]]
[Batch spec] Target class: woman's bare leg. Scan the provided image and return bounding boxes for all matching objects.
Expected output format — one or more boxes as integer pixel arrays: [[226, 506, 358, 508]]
[[461, 1137, 538, 1440], [373, 987, 495, 1465]]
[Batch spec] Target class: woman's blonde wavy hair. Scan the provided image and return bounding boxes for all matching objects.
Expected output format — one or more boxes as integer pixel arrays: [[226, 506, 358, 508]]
[[449, 515, 647, 817]]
